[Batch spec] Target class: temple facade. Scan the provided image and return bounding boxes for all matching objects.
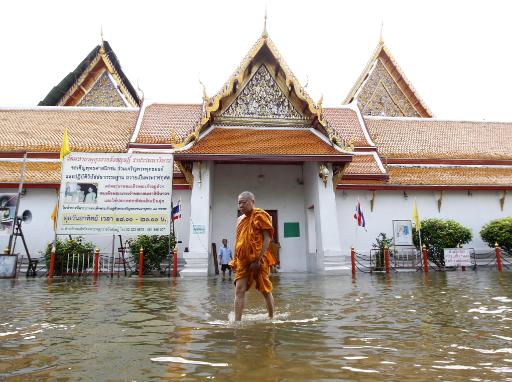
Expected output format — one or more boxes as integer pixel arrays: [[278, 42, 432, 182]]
[[0, 32, 511, 275]]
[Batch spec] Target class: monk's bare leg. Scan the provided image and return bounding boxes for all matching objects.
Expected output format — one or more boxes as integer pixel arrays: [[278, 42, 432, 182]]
[[234, 277, 248, 321], [262, 292, 274, 319]]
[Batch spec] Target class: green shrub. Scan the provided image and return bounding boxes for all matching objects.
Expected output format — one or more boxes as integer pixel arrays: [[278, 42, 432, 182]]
[[127, 234, 175, 274], [480, 217, 512, 253], [43, 237, 95, 275], [413, 218, 472, 266], [372, 233, 392, 270]]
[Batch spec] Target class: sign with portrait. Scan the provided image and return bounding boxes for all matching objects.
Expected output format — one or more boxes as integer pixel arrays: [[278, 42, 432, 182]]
[[444, 248, 472, 267], [0, 194, 17, 235], [392, 220, 414, 246], [57, 153, 174, 235]]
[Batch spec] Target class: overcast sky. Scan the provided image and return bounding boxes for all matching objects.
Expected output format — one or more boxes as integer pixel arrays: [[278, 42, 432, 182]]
[[1, 0, 511, 121]]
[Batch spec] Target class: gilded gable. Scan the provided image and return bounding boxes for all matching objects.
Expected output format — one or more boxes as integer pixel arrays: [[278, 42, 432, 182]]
[[357, 60, 420, 117], [77, 72, 127, 107], [221, 64, 305, 121]]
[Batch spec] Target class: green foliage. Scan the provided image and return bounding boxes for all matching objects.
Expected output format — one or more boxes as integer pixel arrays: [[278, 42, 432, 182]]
[[413, 218, 472, 266], [372, 233, 392, 270], [480, 217, 512, 253], [43, 237, 95, 275], [127, 234, 175, 273]]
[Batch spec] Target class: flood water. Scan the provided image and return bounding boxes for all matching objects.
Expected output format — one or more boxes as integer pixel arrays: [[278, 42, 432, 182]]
[[1, 271, 511, 381]]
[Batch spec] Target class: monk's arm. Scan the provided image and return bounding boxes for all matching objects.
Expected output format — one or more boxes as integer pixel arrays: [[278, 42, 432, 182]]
[[258, 230, 271, 261]]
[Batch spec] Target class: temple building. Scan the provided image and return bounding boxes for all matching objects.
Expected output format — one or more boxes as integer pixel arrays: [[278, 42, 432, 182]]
[[0, 30, 511, 275]]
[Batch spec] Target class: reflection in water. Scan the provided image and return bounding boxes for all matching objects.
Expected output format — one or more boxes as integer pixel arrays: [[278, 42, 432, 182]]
[[0, 272, 511, 381]]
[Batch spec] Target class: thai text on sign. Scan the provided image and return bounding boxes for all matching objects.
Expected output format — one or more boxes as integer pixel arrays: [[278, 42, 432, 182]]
[[57, 153, 173, 235], [444, 248, 472, 267]]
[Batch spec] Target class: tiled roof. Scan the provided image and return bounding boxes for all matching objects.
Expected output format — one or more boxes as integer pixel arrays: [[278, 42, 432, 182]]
[[323, 107, 372, 147], [135, 103, 202, 144], [387, 166, 512, 186], [0, 161, 61, 184], [179, 127, 343, 156], [344, 154, 384, 175], [0, 108, 138, 153], [365, 117, 512, 160]]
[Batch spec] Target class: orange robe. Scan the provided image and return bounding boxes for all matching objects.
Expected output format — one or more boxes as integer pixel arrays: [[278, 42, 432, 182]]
[[230, 208, 277, 293]]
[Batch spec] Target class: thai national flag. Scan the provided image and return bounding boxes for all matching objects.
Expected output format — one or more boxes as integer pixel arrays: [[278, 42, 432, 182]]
[[171, 200, 181, 221], [353, 201, 366, 228]]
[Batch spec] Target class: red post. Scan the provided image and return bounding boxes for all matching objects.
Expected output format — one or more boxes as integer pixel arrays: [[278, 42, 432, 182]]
[[495, 243, 503, 272], [384, 246, 390, 274], [93, 248, 100, 276], [48, 245, 56, 279], [138, 247, 144, 278], [351, 247, 356, 277], [422, 245, 429, 273], [173, 248, 178, 278]]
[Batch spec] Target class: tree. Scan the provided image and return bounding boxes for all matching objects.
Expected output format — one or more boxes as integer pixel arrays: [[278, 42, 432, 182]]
[[413, 218, 472, 266], [43, 237, 95, 276], [480, 217, 512, 254], [372, 233, 392, 270], [127, 234, 176, 274]]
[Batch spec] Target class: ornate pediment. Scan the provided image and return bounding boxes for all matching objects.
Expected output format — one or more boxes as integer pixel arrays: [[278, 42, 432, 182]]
[[221, 64, 306, 121], [358, 60, 419, 117], [77, 71, 127, 107]]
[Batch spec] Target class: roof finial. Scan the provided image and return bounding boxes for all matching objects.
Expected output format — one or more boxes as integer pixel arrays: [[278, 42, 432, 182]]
[[136, 80, 144, 104], [99, 25, 105, 54], [262, 7, 268, 38], [199, 79, 209, 104], [379, 21, 384, 44]]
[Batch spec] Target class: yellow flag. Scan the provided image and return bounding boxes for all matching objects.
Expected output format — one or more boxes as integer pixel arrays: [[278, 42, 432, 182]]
[[51, 203, 58, 231], [60, 128, 71, 160], [412, 199, 421, 230]]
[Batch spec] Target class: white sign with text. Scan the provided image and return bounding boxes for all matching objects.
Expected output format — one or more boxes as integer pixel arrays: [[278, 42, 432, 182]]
[[444, 248, 472, 267], [57, 153, 173, 235]]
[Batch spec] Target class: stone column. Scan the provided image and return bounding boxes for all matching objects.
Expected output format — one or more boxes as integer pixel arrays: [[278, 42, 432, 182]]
[[180, 161, 213, 277], [303, 162, 349, 273]]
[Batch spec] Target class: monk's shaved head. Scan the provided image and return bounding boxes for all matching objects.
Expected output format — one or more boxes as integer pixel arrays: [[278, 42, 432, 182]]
[[238, 191, 255, 201]]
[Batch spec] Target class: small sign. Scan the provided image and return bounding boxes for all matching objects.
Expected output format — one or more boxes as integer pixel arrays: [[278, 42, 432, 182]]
[[0, 255, 18, 278], [193, 224, 206, 234], [444, 248, 472, 267], [284, 222, 300, 238], [392, 220, 413, 246]]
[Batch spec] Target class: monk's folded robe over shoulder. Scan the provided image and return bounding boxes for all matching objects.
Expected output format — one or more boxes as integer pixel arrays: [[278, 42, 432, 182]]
[[230, 208, 277, 293]]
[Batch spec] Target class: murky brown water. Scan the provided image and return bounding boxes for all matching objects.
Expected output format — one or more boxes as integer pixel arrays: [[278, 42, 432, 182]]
[[0, 271, 511, 381]]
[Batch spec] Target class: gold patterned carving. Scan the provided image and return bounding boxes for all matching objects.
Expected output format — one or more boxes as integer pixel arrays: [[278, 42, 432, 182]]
[[357, 60, 420, 117], [222, 65, 305, 120], [78, 72, 126, 107], [176, 161, 193, 188]]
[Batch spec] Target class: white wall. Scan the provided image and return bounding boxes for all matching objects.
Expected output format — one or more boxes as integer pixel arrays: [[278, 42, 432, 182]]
[[211, 163, 307, 272], [336, 189, 512, 255], [0, 187, 190, 261]]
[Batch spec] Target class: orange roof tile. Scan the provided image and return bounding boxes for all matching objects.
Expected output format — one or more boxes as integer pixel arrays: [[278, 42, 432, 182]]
[[0, 161, 61, 184], [387, 166, 512, 186], [344, 154, 383, 175], [323, 107, 373, 147], [136, 103, 202, 144], [0, 108, 138, 153], [179, 127, 344, 156], [365, 117, 512, 160]]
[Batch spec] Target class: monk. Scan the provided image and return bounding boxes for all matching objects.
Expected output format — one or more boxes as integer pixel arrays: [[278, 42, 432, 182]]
[[230, 191, 277, 321]]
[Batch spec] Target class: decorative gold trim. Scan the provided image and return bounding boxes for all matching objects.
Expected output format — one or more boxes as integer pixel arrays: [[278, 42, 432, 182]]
[[500, 190, 507, 211], [179, 35, 330, 147], [332, 163, 347, 190], [343, 40, 432, 117], [176, 161, 193, 188]]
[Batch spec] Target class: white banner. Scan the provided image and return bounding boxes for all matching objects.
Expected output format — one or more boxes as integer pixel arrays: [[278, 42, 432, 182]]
[[444, 248, 472, 267], [57, 153, 173, 235]]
